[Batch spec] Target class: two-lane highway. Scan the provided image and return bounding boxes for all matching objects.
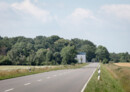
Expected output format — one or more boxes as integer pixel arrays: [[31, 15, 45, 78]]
[[0, 63, 99, 92]]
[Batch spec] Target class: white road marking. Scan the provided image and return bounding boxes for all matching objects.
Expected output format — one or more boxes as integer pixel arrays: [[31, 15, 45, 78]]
[[37, 79, 42, 82], [81, 67, 97, 92], [4, 88, 14, 92], [24, 83, 31, 86]]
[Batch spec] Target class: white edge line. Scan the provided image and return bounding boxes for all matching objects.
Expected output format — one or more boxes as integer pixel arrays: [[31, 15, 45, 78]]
[[80, 67, 97, 92], [4, 88, 14, 92]]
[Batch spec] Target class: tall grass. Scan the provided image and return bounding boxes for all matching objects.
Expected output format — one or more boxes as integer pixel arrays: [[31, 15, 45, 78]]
[[106, 64, 130, 92], [84, 64, 125, 92], [0, 63, 87, 80]]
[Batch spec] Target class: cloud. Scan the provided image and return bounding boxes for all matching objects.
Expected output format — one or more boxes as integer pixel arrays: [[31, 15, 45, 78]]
[[11, 0, 52, 23], [101, 4, 130, 20], [68, 8, 97, 23], [59, 8, 100, 28]]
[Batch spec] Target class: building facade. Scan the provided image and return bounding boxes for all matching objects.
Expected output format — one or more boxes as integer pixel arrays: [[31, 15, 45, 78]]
[[76, 52, 86, 63]]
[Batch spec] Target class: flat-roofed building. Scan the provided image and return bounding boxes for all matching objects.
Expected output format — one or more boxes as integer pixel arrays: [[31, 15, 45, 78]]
[[76, 52, 86, 63]]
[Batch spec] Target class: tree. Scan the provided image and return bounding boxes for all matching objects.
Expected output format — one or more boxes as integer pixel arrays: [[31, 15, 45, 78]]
[[53, 52, 61, 64], [79, 45, 96, 62], [34, 36, 49, 50], [0, 36, 2, 40], [1, 35, 129, 65], [47, 35, 60, 45], [95, 45, 110, 62], [110, 53, 120, 62], [19, 54, 26, 65], [7, 49, 19, 65], [46, 50, 53, 62], [71, 38, 83, 49], [0, 55, 12, 65], [26, 50, 36, 65], [54, 39, 70, 52], [35, 49, 47, 65], [60, 46, 77, 64], [118, 52, 130, 62]]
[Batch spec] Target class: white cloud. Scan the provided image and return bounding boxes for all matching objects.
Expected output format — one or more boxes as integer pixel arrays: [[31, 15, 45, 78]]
[[59, 8, 99, 27], [101, 4, 130, 20], [11, 0, 52, 23], [68, 8, 97, 23]]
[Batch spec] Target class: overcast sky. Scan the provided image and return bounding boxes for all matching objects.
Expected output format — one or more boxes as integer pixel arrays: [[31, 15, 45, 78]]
[[0, 0, 130, 53]]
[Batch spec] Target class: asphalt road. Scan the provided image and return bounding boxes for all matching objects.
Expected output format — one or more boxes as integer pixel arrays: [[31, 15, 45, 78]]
[[0, 63, 99, 92]]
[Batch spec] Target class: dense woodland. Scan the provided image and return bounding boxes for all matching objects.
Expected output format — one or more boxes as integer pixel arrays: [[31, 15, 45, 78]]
[[0, 35, 130, 65]]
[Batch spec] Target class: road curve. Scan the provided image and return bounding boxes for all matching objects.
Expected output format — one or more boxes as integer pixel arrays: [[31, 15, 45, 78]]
[[0, 63, 99, 92]]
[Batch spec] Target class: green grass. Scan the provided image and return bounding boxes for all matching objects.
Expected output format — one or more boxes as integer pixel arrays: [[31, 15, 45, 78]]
[[0, 63, 87, 80], [84, 64, 125, 92]]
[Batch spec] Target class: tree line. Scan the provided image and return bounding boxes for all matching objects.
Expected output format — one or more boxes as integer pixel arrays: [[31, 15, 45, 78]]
[[0, 35, 129, 65]]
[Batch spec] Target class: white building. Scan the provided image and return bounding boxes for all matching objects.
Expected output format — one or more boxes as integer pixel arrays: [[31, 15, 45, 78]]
[[76, 52, 86, 63]]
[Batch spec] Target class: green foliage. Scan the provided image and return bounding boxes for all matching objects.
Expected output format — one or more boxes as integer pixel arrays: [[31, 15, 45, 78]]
[[54, 39, 70, 52], [46, 50, 53, 62], [103, 58, 109, 64], [26, 50, 36, 65], [7, 49, 19, 65], [53, 52, 61, 64], [79, 44, 96, 61], [0, 55, 12, 65], [85, 64, 125, 92], [60, 46, 77, 64], [95, 45, 110, 62], [35, 49, 47, 65], [110, 52, 130, 62], [0, 35, 129, 65]]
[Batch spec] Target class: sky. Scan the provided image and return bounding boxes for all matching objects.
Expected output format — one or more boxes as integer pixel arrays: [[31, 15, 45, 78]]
[[0, 0, 130, 53]]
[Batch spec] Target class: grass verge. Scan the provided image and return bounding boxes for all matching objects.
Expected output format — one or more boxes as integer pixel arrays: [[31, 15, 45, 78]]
[[84, 64, 125, 92], [0, 63, 87, 80], [106, 63, 130, 92]]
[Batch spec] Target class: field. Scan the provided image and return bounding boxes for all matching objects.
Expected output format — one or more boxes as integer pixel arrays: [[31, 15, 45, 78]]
[[84, 64, 125, 92], [0, 65, 56, 71], [107, 63, 130, 92], [0, 64, 87, 80], [114, 63, 130, 67]]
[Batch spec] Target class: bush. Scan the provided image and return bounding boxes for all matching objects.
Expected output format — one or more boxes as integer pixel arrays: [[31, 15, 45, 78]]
[[103, 58, 109, 64], [51, 60, 57, 65], [0, 56, 12, 65]]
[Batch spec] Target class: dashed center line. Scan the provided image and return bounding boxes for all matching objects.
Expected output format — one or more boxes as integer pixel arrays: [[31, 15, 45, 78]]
[[24, 83, 31, 86], [4, 88, 14, 92]]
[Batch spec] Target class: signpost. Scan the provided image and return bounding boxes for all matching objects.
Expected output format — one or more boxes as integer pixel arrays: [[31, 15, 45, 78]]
[[98, 64, 100, 80]]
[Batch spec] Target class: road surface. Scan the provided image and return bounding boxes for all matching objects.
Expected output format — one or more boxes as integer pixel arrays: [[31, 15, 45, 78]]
[[0, 63, 99, 92]]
